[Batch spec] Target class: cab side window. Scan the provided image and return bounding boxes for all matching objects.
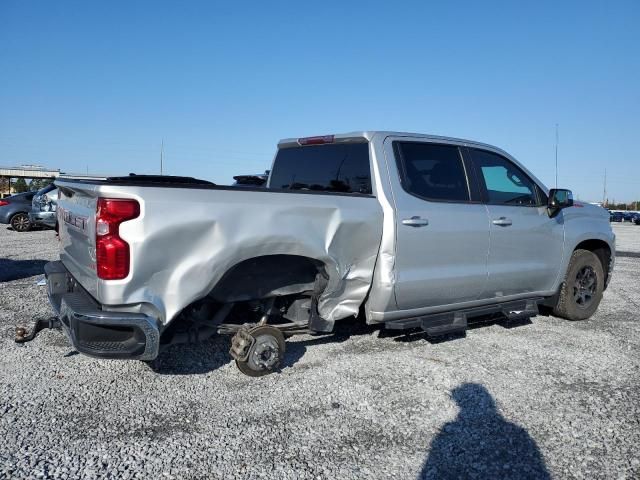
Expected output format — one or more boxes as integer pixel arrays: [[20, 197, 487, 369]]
[[394, 142, 470, 202], [469, 149, 539, 206]]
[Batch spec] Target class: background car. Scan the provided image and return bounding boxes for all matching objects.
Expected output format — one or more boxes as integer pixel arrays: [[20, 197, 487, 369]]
[[231, 171, 269, 188], [29, 183, 58, 229], [0, 191, 36, 232], [609, 211, 624, 222], [634, 215, 640, 225], [622, 212, 634, 222]]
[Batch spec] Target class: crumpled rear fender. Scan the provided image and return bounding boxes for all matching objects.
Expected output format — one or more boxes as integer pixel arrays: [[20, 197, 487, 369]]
[[101, 187, 384, 325]]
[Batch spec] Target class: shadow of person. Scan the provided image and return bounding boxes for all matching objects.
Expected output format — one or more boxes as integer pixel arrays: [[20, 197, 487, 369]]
[[420, 383, 550, 480]]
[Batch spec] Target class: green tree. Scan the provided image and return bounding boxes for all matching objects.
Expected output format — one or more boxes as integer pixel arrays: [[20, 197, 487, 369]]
[[0, 177, 9, 196], [13, 177, 28, 193], [28, 177, 54, 191]]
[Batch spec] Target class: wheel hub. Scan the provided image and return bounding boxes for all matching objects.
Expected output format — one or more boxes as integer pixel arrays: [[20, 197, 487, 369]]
[[573, 266, 597, 307], [249, 335, 281, 370]]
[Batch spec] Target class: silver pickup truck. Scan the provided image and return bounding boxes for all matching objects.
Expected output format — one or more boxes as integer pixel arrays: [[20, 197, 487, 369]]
[[27, 131, 615, 376]]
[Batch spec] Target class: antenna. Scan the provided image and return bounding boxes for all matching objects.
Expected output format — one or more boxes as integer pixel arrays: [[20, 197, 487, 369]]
[[160, 139, 164, 176], [554, 123, 559, 188], [603, 168, 607, 206]]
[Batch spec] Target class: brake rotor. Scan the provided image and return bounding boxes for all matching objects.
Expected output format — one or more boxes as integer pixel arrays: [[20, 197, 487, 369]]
[[235, 325, 286, 377]]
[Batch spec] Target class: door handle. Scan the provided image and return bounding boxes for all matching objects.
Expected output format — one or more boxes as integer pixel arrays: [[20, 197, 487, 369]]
[[402, 216, 429, 227], [492, 217, 513, 227]]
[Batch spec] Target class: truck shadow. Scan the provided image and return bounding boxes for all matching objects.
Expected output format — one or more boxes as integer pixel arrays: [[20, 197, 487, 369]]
[[149, 316, 380, 375], [419, 383, 550, 479], [0, 258, 49, 282], [147, 336, 232, 375], [282, 317, 381, 369], [149, 315, 534, 375]]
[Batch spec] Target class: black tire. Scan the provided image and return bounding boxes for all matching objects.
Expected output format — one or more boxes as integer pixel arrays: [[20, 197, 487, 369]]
[[235, 325, 286, 377], [553, 249, 604, 321], [10, 212, 31, 232]]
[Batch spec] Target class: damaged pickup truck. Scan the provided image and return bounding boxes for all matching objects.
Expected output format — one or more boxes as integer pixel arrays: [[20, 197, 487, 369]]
[[20, 131, 615, 376]]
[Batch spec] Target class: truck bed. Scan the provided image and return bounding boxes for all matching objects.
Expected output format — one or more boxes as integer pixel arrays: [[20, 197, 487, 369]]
[[55, 178, 384, 325]]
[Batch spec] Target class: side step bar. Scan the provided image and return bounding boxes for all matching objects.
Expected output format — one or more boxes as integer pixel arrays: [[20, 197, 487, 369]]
[[384, 298, 543, 336]]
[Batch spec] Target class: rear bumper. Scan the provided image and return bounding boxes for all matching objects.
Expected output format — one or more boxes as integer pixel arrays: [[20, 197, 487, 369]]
[[45, 261, 160, 360]]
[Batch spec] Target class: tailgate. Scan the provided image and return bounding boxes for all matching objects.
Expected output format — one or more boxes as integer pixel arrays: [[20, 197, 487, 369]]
[[56, 181, 100, 299]]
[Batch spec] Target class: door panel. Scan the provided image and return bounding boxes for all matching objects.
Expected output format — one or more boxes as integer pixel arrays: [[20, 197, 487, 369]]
[[484, 204, 564, 296], [386, 139, 491, 310], [468, 148, 565, 297], [394, 201, 491, 309]]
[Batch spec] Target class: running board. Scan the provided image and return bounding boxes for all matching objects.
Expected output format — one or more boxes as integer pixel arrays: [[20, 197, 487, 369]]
[[384, 298, 543, 336]]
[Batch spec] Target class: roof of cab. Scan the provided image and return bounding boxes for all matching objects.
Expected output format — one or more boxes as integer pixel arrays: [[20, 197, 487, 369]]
[[277, 131, 506, 154], [276, 131, 548, 195]]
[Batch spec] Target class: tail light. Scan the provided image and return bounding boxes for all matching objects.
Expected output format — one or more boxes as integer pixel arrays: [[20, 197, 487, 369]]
[[96, 198, 140, 280], [0, 200, 9, 206]]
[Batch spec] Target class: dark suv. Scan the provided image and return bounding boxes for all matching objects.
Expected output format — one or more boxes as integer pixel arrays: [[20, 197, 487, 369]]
[[0, 192, 36, 232], [609, 211, 624, 222]]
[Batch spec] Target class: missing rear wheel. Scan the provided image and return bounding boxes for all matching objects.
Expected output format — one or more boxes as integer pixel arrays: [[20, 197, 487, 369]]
[[233, 325, 286, 377]]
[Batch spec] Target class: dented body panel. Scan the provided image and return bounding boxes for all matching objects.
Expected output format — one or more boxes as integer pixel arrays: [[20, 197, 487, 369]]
[[56, 180, 384, 325]]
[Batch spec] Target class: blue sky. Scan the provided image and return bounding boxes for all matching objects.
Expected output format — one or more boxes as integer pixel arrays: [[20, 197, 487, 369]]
[[1, 1, 638, 202]]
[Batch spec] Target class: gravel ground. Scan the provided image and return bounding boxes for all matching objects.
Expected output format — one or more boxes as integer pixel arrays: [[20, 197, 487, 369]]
[[1, 223, 639, 479]]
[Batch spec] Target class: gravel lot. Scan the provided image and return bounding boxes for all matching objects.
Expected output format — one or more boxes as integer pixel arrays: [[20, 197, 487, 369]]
[[1, 223, 639, 479]]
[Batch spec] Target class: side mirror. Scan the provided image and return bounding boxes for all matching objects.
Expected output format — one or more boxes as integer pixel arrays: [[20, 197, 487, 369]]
[[548, 188, 573, 216]]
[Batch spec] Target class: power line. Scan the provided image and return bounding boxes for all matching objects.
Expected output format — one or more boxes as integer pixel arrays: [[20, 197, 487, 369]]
[[554, 123, 559, 188]]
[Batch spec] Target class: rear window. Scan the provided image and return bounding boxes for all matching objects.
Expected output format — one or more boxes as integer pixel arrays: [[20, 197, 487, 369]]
[[269, 143, 372, 194], [394, 142, 470, 202]]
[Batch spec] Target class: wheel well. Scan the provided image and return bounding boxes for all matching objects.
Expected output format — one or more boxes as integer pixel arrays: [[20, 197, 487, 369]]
[[208, 254, 326, 303], [574, 239, 612, 289]]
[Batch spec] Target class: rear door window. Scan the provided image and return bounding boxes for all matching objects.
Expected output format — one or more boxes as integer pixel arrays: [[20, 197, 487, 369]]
[[269, 143, 371, 194], [393, 142, 470, 202]]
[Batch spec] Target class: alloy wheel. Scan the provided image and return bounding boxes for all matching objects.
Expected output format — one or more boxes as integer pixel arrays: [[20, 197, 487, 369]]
[[573, 266, 597, 307]]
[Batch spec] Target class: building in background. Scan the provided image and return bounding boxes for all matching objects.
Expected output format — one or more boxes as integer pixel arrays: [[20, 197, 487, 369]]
[[0, 165, 60, 197]]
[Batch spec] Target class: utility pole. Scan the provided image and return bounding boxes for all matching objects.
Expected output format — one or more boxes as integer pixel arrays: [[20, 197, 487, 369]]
[[554, 123, 559, 188], [160, 139, 164, 176]]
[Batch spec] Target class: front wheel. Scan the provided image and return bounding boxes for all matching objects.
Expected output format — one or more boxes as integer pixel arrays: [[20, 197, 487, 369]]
[[10, 213, 31, 232], [553, 249, 604, 321]]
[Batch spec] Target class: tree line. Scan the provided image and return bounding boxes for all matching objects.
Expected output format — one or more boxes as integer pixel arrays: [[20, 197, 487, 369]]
[[1, 177, 55, 193], [606, 201, 640, 210]]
